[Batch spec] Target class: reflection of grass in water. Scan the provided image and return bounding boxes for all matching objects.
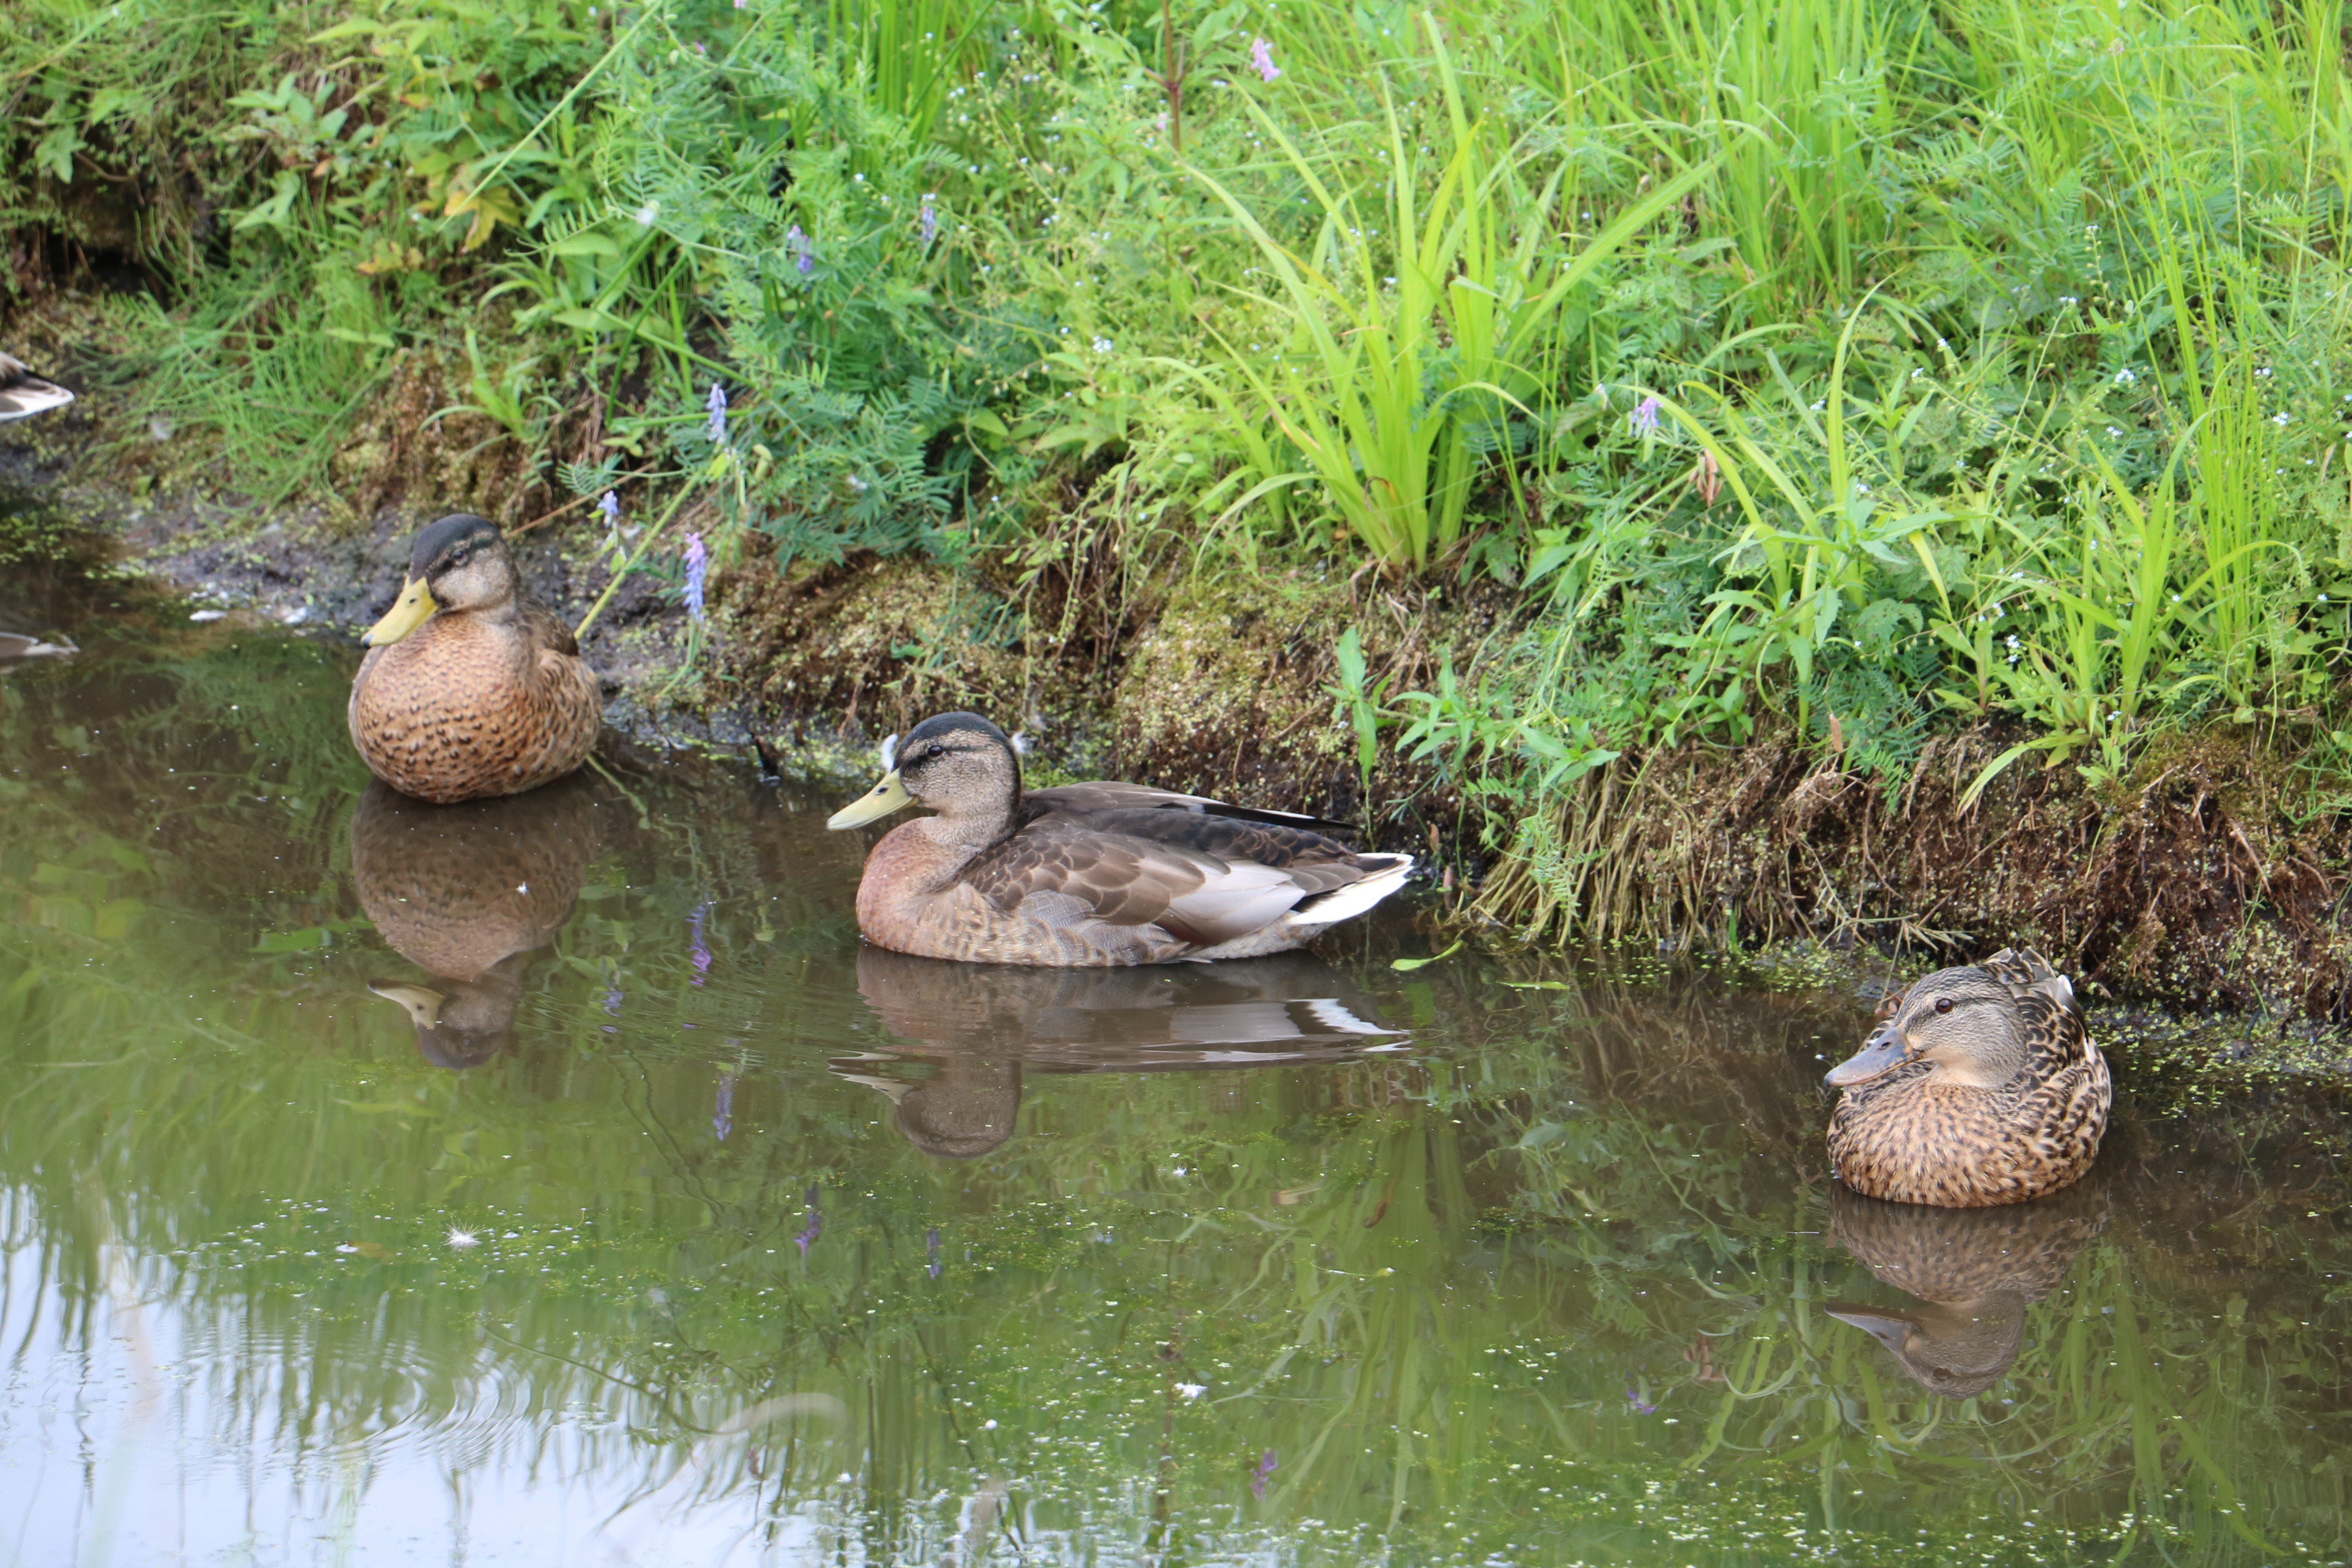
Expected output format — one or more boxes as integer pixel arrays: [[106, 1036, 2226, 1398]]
[[3, 643, 2352, 1559]]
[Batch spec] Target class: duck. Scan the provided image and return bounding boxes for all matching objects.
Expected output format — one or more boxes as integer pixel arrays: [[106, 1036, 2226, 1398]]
[[852, 944, 1402, 1068], [349, 513, 601, 804], [825, 711, 1413, 966], [836, 948, 1405, 1155], [0, 631, 77, 664], [0, 352, 74, 421], [1823, 1181, 2105, 1398], [351, 775, 606, 1068], [1825, 947, 2109, 1208]]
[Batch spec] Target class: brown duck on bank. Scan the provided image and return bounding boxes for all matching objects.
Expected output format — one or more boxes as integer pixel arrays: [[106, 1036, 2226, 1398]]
[[1825, 948, 2109, 1208], [0, 352, 74, 421], [349, 514, 601, 804], [826, 711, 1412, 966]]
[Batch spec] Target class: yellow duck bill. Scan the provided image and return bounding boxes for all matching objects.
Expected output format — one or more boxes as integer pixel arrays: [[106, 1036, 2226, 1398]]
[[363, 576, 439, 646], [827, 769, 914, 829]]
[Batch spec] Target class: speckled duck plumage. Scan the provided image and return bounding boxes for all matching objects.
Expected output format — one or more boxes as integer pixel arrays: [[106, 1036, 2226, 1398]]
[[351, 775, 605, 1068], [1825, 1181, 2107, 1397], [1825, 948, 2110, 1208], [348, 514, 601, 804], [826, 712, 1413, 967]]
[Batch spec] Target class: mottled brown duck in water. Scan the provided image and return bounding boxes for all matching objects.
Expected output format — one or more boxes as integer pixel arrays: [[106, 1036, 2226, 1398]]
[[825, 711, 1412, 966], [349, 514, 600, 804], [352, 776, 605, 1068], [1825, 948, 2109, 1208], [0, 352, 74, 421], [1826, 1182, 2105, 1398]]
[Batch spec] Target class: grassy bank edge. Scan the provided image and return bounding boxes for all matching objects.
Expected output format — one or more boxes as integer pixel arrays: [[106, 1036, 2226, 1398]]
[[5, 352, 2351, 1035]]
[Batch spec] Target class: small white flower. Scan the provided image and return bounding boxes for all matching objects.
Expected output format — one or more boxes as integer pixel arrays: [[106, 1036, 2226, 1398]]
[[1176, 1382, 1208, 1400], [447, 1228, 479, 1249], [981, 1419, 999, 1430], [2113, 368, 2137, 386], [635, 201, 659, 227]]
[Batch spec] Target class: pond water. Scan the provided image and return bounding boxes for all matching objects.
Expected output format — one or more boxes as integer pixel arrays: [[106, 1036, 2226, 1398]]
[[3, 539, 2351, 1566]]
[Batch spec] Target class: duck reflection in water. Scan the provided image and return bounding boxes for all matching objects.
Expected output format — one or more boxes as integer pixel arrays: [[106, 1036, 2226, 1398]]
[[1824, 1180, 2107, 1399], [836, 946, 1407, 1158], [352, 775, 606, 1069]]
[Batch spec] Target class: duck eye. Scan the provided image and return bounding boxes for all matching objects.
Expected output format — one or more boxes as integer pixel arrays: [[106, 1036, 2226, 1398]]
[[1934, 997, 1954, 1014], [925, 743, 947, 760]]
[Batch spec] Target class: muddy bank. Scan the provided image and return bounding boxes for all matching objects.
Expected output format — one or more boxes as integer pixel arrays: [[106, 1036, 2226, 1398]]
[[1484, 728, 2352, 1021], [6, 371, 2352, 1031]]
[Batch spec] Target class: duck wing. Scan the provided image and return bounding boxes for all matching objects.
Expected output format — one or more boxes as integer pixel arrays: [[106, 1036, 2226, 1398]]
[[522, 597, 580, 658], [959, 810, 1393, 949], [0, 352, 74, 421], [1981, 946, 2076, 1014], [1025, 782, 1355, 834]]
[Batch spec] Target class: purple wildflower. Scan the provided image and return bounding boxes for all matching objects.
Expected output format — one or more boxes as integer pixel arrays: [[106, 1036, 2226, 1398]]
[[688, 898, 712, 981], [1252, 1449, 1280, 1499], [713, 1069, 737, 1140], [1250, 36, 1280, 82], [1626, 1385, 1658, 1415], [926, 1226, 941, 1279], [793, 1186, 823, 1257], [598, 489, 620, 527], [604, 986, 624, 1017], [683, 531, 707, 624], [1630, 395, 1661, 436], [786, 224, 814, 277], [705, 383, 729, 446], [920, 193, 938, 247]]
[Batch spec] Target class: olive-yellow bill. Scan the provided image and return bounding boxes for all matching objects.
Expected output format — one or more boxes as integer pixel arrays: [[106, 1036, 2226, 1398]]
[[364, 577, 438, 646]]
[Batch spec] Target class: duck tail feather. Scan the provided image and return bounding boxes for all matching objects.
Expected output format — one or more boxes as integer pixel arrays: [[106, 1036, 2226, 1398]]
[[1297, 854, 1412, 925]]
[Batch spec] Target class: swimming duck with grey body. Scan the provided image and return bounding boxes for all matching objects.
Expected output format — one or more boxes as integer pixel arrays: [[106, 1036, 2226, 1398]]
[[827, 712, 1413, 966], [349, 514, 601, 804], [1824, 948, 2109, 1208], [352, 775, 605, 1068], [835, 946, 1404, 1157]]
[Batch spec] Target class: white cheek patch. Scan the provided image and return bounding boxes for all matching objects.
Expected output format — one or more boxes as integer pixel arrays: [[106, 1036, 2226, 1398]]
[[880, 733, 899, 770]]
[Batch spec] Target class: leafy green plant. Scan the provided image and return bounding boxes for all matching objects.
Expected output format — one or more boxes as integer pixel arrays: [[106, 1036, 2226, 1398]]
[[1191, 21, 1710, 572]]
